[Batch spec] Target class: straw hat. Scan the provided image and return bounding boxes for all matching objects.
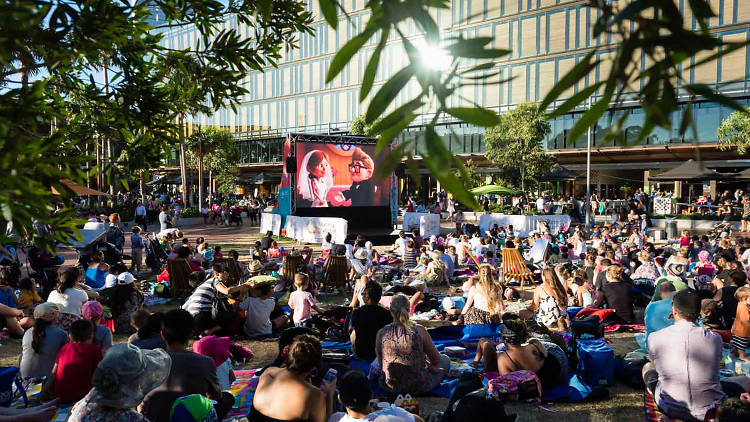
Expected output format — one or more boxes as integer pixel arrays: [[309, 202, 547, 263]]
[[249, 260, 263, 273], [33, 302, 60, 322]]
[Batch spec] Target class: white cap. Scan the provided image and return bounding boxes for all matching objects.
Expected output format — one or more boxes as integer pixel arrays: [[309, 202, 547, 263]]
[[117, 272, 135, 285]]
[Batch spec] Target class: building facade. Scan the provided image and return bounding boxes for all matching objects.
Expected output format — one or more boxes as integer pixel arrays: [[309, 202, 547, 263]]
[[157, 0, 750, 199]]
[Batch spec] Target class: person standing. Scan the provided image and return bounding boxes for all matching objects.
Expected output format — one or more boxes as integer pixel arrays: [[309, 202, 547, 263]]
[[158, 206, 171, 232], [134, 200, 147, 231]]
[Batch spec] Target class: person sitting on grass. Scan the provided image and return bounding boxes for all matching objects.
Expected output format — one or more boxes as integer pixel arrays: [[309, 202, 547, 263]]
[[329, 370, 422, 422], [109, 272, 144, 335], [0, 267, 30, 338], [80, 301, 112, 352], [68, 343, 170, 422], [19, 303, 68, 380], [251, 334, 336, 422], [349, 282, 392, 362], [182, 263, 249, 336], [240, 282, 289, 338], [193, 335, 236, 391], [128, 310, 167, 350], [141, 309, 235, 422], [41, 319, 103, 404], [644, 289, 750, 421]]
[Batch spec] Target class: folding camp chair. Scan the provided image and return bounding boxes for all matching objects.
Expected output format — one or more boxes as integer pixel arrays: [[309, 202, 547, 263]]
[[321, 255, 348, 293], [214, 257, 240, 284], [500, 247, 534, 288]]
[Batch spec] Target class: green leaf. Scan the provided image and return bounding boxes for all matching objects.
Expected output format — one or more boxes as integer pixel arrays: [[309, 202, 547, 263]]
[[369, 97, 423, 135], [376, 112, 417, 153], [445, 107, 500, 127], [374, 142, 410, 180], [684, 83, 750, 115], [319, 0, 338, 29], [685, 40, 750, 72], [540, 51, 599, 110], [566, 91, 612, 145], [422, 126, 479, 209], [360, 28, 389, 101], [326, 25, 375, 83], [365, 65, 415, 124], [548, 82, 603, 119]]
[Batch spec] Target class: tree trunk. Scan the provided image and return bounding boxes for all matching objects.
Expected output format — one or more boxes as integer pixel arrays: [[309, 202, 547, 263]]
[[198, 138, 204, 210], [521, 162, 525, 194], [178, 114, 188, 207], [140, 171, 146, 204], [209, 170, 213, 202]]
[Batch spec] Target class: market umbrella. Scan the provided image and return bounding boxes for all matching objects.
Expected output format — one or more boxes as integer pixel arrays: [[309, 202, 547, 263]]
[[471, 185, 520, 196], [536, 164, 581, 182], [51, 179, 110, 196], [730, 168, 750, 180], [649, 159, 732, 182]]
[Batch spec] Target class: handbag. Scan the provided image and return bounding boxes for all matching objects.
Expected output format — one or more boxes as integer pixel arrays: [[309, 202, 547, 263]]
[[211, 293, 234, 326]]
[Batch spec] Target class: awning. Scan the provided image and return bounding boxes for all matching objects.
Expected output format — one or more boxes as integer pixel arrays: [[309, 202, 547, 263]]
[[649, 159, 733, 182], [536, 164, 581, 182], [52, 179, 110, 196], [146, 175, 182, 185]]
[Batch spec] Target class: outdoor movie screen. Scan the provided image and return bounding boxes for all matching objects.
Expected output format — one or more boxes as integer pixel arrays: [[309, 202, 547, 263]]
[[295, 142, 389, 208]]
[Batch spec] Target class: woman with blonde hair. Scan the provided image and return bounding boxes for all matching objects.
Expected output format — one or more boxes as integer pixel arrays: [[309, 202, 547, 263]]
[[375, 294, 449, 394], [458, 264, 504, 325], [527, 268, 569, 331], [414, 250, 449, 287]]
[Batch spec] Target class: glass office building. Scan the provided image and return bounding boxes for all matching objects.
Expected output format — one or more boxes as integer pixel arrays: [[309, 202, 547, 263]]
[[157, 0, 750, 195]]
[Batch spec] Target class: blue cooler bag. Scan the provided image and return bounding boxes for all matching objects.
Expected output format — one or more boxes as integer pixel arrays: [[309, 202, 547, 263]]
[[0, 367, 26, 407], [576, 339, 615, 386]]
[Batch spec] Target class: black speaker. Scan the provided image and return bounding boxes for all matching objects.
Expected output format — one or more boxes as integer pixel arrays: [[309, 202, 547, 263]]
[[395, 163, 406, 177], [285, 156, 296, 173]]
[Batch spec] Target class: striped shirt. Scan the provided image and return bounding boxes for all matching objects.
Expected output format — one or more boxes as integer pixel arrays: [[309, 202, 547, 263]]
[[182, 278, 218, 315]]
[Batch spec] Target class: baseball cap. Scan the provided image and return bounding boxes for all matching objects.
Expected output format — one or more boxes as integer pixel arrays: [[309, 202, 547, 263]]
[[672, 289, 701, 321], [117, 272, 135, 285], [338, 371, 371, 411]]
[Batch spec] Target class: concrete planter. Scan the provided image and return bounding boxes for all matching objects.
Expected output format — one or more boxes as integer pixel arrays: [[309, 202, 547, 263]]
[[649, 218, 740, 232]]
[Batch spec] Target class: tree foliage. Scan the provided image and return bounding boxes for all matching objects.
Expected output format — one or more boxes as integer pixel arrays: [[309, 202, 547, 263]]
[[484, 103, 553, 192], [185, 128, 240, 195], [0, 0, 312, 245], [718, 111, 750, 154], [454, 159, 483, 191], [322, 0, 747, 209]]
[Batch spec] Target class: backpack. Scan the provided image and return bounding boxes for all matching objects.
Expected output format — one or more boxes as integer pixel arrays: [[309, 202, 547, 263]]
[[577, 339, 615, 387], [570, 315, 604, 339], [486, 370, 542, 403], [211, 291, 235, 327]]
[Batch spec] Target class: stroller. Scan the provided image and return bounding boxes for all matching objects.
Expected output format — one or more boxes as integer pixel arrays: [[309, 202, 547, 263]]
[[145, 233, 168, 274], [26, 245, 63, 300]]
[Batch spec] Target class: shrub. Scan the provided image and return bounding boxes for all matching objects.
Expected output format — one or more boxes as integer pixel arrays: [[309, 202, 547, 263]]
[[180, 207, 200, 218]]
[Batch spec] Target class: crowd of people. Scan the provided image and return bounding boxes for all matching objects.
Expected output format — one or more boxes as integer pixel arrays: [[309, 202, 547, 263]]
[[5, 185, 750, 421]]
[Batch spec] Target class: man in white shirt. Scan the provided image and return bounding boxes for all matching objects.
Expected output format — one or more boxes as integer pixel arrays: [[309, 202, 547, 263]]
[[536, 195, 545, 212], [393, 231, 409, 256]]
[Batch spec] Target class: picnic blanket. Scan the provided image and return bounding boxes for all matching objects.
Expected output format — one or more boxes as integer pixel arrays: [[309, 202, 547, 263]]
[[12, 381, 73, 421], [225, 369, 260, 420]]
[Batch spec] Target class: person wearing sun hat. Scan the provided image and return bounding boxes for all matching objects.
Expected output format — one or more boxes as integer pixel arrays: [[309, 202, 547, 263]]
[[192, 336, 235, 391], [20, 302, 68, 379], [68, 343, 171, 422], [651, 262, 688, 302], [81, 300, 113, 351], [248, 260, 263, 277], [350, 247, 370, 278]]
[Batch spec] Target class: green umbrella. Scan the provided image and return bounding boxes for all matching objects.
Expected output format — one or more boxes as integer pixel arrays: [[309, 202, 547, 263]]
[[471, 185, 520, 196]]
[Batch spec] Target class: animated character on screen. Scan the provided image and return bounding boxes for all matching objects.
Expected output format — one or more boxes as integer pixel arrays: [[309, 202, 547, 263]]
[[335, 147, 376, 206], [298, 150, 334, 207]]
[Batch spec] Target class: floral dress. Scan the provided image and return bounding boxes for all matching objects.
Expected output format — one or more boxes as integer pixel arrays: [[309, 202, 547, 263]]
[[69, 393, 148, 422], [377, 323, 443, 394]]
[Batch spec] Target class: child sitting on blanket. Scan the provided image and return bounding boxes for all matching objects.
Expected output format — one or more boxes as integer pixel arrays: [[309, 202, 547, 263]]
[[240, 283, 289, 338], [193, 335, 236, 391]]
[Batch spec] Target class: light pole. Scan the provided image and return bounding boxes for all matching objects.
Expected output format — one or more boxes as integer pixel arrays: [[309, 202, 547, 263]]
[[584, 96, 593, 233]]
